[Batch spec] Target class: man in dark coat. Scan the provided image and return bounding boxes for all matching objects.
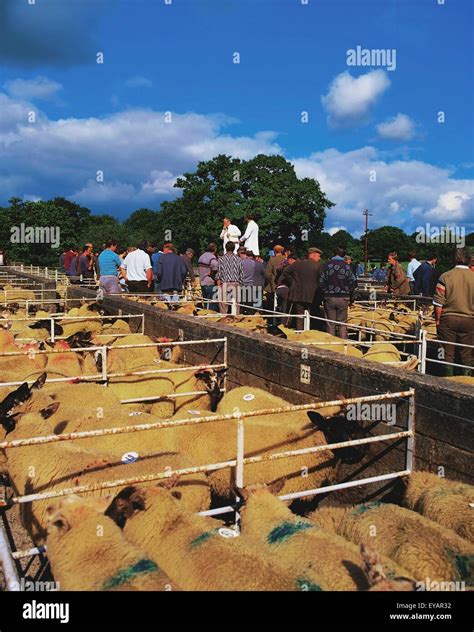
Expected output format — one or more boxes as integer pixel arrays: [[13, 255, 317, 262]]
[[413, 254, 437, 296], [286, 247, 323, 330]]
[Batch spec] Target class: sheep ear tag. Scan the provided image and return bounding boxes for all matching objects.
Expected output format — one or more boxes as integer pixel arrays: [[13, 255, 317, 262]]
[[218, 527, 240, 539], [122, 452, 139, 464], [187, 410, 201, 416], [243, 393, 255, 401]]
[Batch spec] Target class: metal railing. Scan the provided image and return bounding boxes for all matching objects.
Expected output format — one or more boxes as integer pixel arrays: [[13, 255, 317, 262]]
[[0, 388, 415, 580]]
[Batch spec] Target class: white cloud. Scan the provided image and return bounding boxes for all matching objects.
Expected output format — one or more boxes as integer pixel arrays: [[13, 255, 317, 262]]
[[0, 90, 472, 233], [4, 76, 62, 101], [125, 76, 153, 88], [321, 70, 390, 127], [0, 92, 282, 214], [292, 148, 474, 233], [327, 226, 347, 236], [377, 113, 415, 141], [425, 191, 473, 222]]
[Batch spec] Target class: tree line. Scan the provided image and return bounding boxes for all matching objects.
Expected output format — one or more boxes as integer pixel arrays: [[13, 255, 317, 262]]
[[0, 154, 472, 270]]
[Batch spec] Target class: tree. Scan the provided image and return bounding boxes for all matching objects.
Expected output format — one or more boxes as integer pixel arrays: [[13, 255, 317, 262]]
[[364, 226, 411, 261], [158, 154, 334, 255], [0, 197, 92, 266]]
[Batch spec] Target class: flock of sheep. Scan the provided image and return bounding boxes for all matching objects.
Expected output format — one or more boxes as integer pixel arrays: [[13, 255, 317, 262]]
[[0, 299, 472, 591]]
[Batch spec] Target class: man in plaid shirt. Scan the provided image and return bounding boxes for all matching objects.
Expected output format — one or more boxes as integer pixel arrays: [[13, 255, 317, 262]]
[[216, 241, 244, 314]]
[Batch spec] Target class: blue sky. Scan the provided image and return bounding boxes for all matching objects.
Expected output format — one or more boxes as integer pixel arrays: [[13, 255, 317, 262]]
[[0, 0, 473, 235]]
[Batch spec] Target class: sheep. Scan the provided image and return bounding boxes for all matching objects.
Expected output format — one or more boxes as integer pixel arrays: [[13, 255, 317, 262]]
[[107, 334, 161, 373], [107, 371, 176, 417], [237, 481, 412, 590], [2, 405, 210, 540], [171, 367, 227, 415], [403, 472, 474, 542], [0, 379, 212, 514], [360, 544, 416, 591], [307, 501, 474, 584], [106, 485, 311, 591], [277, 327, 364, 359], [155, 386, 351, 503], [0, 334, 47, 383], [46, 495, 179, 591], [44, 341, 82, 378]]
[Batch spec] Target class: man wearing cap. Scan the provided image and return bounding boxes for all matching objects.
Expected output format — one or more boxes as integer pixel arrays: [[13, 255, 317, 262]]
[[285, 247, 323, 330]]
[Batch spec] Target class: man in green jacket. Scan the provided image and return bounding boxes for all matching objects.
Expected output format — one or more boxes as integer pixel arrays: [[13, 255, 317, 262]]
[[433, 247, 473, 376]]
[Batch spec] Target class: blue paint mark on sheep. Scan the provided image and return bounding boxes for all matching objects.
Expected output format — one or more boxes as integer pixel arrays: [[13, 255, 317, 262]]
[[102, 558, 158, 589], [296, 578, 324, 591], [351, 501, 382, 516], [267, 521, 314, 545], [450, 552, 473, 581], [188, 529, 218, 550]]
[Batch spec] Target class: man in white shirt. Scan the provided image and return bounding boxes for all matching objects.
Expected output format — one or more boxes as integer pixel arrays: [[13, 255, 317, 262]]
[[120, 240, 153, 293], [220, 218, 241, 254], [239, 214, 259, 256], [406, 251, 421, 293]]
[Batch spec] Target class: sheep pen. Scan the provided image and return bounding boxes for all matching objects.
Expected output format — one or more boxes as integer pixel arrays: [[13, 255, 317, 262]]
[[0, 287, 472, 593]]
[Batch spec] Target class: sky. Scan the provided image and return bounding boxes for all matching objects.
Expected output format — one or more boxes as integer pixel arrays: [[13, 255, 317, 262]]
[[0, 0, 473, 236]]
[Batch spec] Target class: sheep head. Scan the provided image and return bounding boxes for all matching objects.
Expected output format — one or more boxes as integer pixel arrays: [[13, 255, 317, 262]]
[[236, 478, 286, 502], [361, 543, 416, 591], [195, 368, 227, 412], [0, 373, 49, 434], [106, 484, 182, 530], [307, 411, 368, 465]]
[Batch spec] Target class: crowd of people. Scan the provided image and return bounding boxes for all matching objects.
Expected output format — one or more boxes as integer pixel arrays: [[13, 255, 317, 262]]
[[52, 215, 472, 374]]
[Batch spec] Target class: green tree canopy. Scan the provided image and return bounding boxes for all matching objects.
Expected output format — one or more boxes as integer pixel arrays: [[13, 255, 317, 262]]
[[158, 154, 334, 255]]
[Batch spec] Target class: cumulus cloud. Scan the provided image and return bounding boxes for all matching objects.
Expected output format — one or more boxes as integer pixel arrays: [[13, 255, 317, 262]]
[[0, 91, 281, 216], [292, 148, 474, 233], [377, 113, 415, 141], [425, 191, 474, 222], [4, 76, 62, 101], [125, 76, 153, 88], [0, 89, 472, 231], [0, 0, 115, 67], [321, 70, 390, 127]]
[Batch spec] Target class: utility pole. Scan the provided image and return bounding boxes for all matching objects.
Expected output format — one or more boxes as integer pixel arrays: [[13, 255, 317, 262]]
[[363, 209, 373, 274]]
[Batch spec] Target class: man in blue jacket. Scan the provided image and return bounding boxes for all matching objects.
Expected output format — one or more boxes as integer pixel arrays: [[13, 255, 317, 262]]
[[156, 242, 188, 301], [413, 254, 438, 296]]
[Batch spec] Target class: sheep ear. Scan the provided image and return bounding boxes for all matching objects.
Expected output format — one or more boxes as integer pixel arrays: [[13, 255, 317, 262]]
[[307, 411, 327, 429], [130, 490, 146, 512], [32, 373, 47, 390], [267, 478, 286, 496], [159, 473, 180, 490], [40, 402, 60, 419], [234, 486, 250, 502], [50, 514, 70, 533]]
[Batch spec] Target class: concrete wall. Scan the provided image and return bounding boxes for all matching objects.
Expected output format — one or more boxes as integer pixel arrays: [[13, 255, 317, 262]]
[[67, 287, 474, 503]]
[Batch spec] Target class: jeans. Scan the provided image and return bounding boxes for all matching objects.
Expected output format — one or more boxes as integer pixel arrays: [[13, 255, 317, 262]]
[[99, 275, 121, 295]]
